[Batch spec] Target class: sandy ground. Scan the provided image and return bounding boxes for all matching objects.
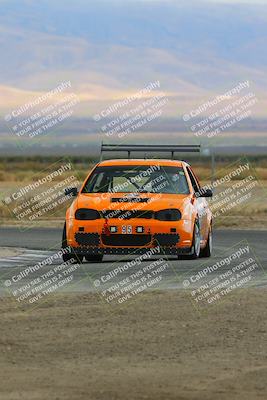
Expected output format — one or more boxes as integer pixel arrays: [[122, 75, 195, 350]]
[[1, 290, 267, 400]]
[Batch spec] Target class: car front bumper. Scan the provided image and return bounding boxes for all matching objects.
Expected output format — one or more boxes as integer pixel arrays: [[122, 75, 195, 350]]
[[66, 218, 194, 256]]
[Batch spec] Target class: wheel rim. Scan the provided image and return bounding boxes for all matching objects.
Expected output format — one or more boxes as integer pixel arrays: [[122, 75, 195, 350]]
[[195, 224, 201, 256]]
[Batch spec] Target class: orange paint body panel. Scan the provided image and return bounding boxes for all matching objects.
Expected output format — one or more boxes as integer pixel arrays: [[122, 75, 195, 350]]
[[64, 159, 212, 257]]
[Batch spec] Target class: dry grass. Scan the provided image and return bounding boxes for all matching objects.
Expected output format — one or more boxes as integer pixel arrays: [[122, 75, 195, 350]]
[[0, 158, 266, 227], [0, 158, 267, 182]]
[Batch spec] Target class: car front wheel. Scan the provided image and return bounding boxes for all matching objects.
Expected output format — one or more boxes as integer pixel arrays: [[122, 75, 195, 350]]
[[62, 222, 83, 263], [200, 227, 212, 258], [190, 220, 201, 259], [177, 220, 201, 260]]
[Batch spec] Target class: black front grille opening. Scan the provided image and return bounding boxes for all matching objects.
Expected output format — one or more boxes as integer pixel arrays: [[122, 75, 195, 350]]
[[154, 234, 180, 247], [75, 233, 100, 246], [101, 234, 152, 247]]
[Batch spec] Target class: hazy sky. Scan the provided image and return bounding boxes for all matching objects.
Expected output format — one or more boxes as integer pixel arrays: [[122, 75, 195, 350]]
[[0, 0, 266, 3], [206, 0, 267, 3]]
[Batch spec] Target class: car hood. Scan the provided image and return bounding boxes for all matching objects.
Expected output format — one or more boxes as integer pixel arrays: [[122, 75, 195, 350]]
[[77, 192, 190, 212]]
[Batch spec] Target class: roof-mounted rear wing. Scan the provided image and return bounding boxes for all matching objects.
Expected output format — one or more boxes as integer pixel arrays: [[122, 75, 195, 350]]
[[100, 143, 201, 160]]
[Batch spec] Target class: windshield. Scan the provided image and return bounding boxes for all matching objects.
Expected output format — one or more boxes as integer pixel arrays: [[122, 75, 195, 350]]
[[82, 165, 190, 195]]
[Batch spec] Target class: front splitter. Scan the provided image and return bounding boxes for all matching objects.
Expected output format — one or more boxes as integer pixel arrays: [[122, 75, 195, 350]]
[[70, 246, 191, 256]]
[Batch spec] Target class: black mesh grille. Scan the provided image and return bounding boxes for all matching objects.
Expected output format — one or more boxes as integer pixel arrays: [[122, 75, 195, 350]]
[[101, 234, 152, 246], [75, 233, 100, 246], [154, 233, 179, 247]]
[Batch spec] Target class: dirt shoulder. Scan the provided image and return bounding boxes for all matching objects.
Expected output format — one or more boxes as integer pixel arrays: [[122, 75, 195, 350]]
[[1, 289, 267, 400]]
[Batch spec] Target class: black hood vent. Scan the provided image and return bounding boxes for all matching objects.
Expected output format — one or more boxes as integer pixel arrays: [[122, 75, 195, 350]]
[[111, 197, 149, 203]]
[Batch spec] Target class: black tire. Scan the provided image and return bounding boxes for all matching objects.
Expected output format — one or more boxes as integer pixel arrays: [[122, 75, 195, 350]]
[[189, 220, 201, 259], [178, 220, 201, 260], [200, 227, 212, 258], [85, 255, 103, 263], [61, 222, 83, 263]]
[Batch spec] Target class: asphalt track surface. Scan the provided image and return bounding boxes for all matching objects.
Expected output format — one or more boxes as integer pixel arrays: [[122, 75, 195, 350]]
[[0, 227, 267, 303]]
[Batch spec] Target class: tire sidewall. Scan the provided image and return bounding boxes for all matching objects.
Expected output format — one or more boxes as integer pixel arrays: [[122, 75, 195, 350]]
[[192, 220, 201, 258]]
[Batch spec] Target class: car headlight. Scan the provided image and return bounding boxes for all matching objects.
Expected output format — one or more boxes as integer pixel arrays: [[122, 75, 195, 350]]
[[75, 208, 101, 220], [155, 209, 181, 221]]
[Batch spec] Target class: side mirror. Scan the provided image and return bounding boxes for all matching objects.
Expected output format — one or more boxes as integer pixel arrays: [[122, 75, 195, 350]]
[[65, 187, 78, 197], [196, 188, 213, 198]]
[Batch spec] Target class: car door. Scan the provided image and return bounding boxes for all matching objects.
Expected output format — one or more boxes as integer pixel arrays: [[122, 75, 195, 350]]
[[186, 167, 209, 241]]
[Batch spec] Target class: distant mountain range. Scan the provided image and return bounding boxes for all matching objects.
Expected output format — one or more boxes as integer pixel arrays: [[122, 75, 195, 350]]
[[0, 0, 266, 150]]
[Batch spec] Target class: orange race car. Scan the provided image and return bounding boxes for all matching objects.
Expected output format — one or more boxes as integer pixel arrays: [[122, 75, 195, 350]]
[[62, 144, 213, 262]]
